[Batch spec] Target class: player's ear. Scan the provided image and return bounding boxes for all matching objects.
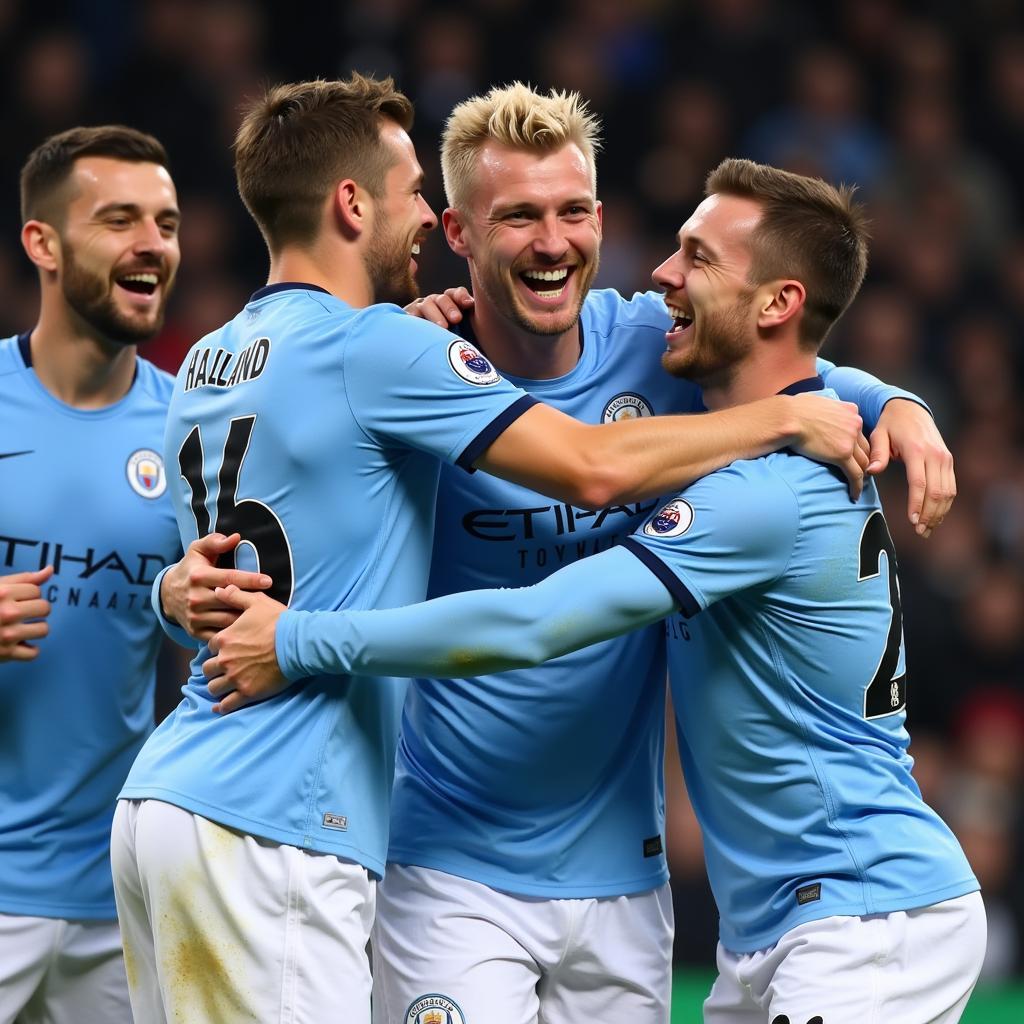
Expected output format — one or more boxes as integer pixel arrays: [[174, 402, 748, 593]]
[[21, 220, 61, 274], [757, 280, 805, 330], [442, 208, 471, 258], [334, 179, 369, 239], [595, 199, 603, 233]]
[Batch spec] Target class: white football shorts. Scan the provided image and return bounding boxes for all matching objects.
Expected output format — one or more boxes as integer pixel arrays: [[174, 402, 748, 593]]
[[112, 798, 375, 1024], [703, 890, 986, 1024], [371, 863, 674, 1024], [0, 912, 129, 1024]]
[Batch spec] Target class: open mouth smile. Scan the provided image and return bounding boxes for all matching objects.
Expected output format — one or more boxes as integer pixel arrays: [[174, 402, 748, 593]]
[[665, 302, 694, 342], [519, 266, 575, 302]]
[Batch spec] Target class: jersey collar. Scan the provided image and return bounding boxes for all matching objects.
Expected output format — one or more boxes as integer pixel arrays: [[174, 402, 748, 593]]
[[249, 282, 332, 303], [778, 375, 825, 396]]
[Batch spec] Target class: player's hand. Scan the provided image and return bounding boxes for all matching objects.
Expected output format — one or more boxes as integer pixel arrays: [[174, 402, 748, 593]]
[[0, 566, 54, 661], [160, 534, 272, 641], [405, 286, 474, 328], [867, 399, 955, 537], [789, 394, 870, 501], [203, 585, 289, 713]]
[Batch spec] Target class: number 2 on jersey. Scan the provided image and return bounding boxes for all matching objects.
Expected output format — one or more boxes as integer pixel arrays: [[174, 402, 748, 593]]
[[178, 415, 295, 605], [858, 510, 906, 719]]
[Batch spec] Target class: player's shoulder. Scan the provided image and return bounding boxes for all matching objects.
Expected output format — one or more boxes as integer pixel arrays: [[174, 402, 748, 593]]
[[697, 454, 799, 499], [354, 301, 454, 343], [346, 302, 474, 371], [133, 356, 176, 407], [0, 334, 23, 380], [583, 288, 670, 336]]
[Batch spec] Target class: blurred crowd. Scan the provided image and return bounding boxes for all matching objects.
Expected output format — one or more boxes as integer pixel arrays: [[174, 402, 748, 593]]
[[1, 0, 1022, 982]]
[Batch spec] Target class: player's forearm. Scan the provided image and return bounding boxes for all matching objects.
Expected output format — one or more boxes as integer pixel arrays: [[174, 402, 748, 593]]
[[583, 395, 804, 505], [276, 546, 676, 680], [818, 358, 930, 430], [151, 564, 200, 648]]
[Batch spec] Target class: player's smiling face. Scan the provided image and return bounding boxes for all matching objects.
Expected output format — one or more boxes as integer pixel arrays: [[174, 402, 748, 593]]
[[367, 121, 438, 306], [451, 141, 602, 337], [56, 156, 180, 345], [651, 192, 763, 385]]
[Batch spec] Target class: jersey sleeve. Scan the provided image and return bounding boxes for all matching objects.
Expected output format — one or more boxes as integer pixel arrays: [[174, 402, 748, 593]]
[[621, 460, 799, 617], [817, 358, 930, 431], [342, 309, 537, 469], [274, 544, 677, 680], [150, 565, 201, 648]]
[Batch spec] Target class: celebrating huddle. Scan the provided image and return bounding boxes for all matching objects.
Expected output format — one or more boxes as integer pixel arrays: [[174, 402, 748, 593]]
[[0, 73, 978, 1024]]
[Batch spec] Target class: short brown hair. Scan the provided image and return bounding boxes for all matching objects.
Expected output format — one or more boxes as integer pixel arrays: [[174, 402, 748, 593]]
[[441, 82, 601, 211], [20, 125, 169, 225], [705, 158, 870, 348], [234, 74, 414, 249]]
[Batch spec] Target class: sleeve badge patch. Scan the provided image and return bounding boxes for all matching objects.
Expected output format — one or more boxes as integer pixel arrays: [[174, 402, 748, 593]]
[[643, 498, 694, 538], [447, 340, 501, 387]]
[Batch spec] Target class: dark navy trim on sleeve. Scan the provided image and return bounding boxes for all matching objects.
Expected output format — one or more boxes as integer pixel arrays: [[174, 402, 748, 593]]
[[17, 331, 32, 367], [778, 375, 825, 396], [249, 282, 332, 302], [455, 394, 540, 472], [621, 537, 701, 618]]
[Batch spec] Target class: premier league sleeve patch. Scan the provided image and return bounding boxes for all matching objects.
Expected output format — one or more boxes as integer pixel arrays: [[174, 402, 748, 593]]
[[643, 498, 694, 538], [447, 339, 501, 387], [405, 994, 467, 1024], [126, 448, 167, 499]]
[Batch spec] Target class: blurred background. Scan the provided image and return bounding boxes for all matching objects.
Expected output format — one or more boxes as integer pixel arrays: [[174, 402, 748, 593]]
[[2, 0, 1022, 1014]]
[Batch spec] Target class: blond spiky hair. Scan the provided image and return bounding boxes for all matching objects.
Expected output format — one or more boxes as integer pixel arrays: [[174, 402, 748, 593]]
[[441, 82, 602, 210]]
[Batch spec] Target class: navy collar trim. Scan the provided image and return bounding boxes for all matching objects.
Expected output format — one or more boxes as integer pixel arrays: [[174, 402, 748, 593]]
[[778, 375, 825, 396], [17, 331, 32, 367], [249, 282, 332, 303]]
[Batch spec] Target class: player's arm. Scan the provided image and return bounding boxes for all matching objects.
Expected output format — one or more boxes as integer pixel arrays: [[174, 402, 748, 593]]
[[475, 393, 868, 509], [398, 296, 867, 504], [0, 566, 53, 662], [818, 359, 954, 533], [154, 533, 273, 644], [202, 545, 676, 713]]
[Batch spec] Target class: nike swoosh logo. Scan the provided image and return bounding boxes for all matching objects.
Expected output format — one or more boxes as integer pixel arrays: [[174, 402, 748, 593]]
[[0, 451, 33, 460]]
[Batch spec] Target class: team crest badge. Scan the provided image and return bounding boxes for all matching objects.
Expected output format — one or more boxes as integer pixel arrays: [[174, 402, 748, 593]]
[[126, 448, 166, 499], [643, 498, 694, 538], [448, 340, 500, 386], [405, 994, 467, 1024], [602, 391, 653, 422]]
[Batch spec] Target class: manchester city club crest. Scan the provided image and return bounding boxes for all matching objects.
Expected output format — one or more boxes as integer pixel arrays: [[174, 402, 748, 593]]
[[602, 391, 653, 422], [643, 498, 694, 538], [405, 993, 467, 1024], [447, 340, 501, 386], [126, 448, 167, 499]]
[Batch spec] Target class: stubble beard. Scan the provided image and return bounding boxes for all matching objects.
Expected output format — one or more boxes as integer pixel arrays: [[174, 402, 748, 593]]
[[61, 241, 169, 345], [662, 295, 754, 386], [366, 216, 418, 307]]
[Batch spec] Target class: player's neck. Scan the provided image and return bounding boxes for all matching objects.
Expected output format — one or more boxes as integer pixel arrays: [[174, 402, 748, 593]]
[[267, 244, 373, 309], [470, 298, 582, 381], [701, 351, 818, 410], [31, 296, 137, 409]]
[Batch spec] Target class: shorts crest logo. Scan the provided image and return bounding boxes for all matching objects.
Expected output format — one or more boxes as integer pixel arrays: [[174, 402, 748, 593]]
[[405, 993, 466, 1024], [448, 340, 500, 387], [643, 498, 694, 538], [602, 391, 653, 422], [126, 449, 166, 499]]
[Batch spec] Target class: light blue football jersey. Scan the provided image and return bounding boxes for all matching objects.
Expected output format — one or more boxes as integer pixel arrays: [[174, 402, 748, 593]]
[[388, 290, 696, 896], [624, 378, 979, 952], [0, 333, 180, 919], [120, 284, 536, 877], [387, 291, 926, 898]]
